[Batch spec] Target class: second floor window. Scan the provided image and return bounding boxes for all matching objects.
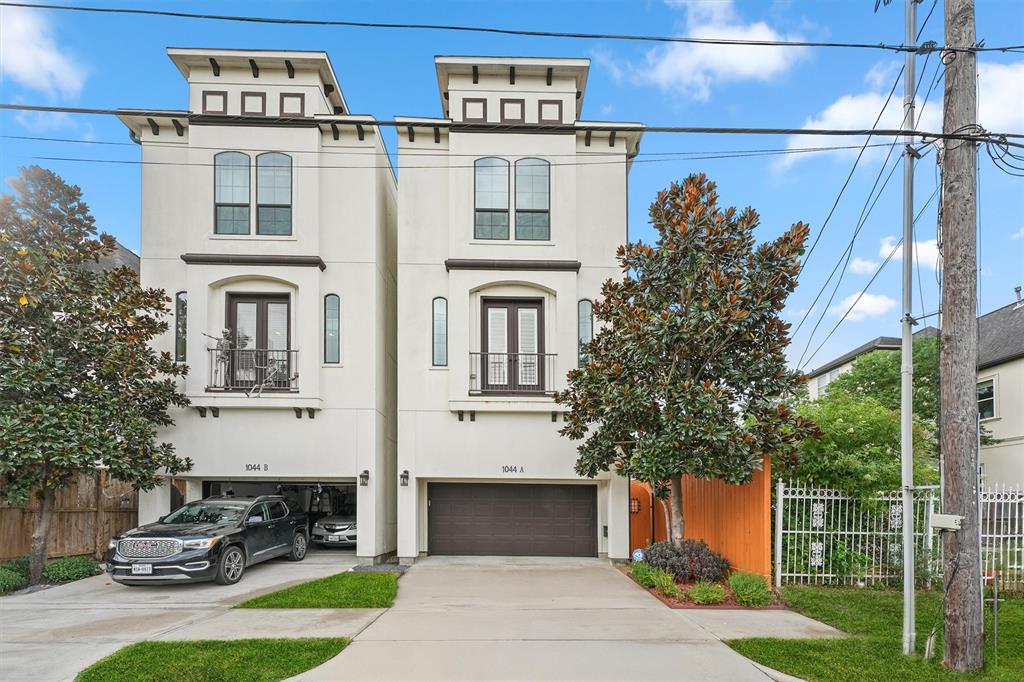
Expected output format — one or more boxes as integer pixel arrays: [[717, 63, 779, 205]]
[[324, 294, 341, 364], [214, 152, 250, 234], [257, 152, 292, 235], [577, 299, 593, 366], [474, 157, 509, 240], [977, 379, 995, 419], [175, 291, 187, 362], [515, 159, 550, 240], [432, 297, 448, 366]]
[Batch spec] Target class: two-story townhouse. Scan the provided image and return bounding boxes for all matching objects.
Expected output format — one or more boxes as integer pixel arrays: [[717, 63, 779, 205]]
[[807, 291, 1024, 487], [118, 48, 398, 562], [395, 57, 643, 562]]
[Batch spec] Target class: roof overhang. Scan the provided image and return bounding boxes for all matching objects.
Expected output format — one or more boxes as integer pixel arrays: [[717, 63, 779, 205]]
[[167, 47, 349, 114], [434, 56, 590, 117]]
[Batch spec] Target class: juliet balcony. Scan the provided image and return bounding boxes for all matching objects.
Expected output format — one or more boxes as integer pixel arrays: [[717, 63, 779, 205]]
[[206, 348, 299, 394], [468, 352, 557, 396]]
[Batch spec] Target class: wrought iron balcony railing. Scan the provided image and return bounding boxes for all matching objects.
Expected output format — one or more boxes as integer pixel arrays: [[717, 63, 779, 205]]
[[206, 348, 298, 395], [469, 352, 557, 396]]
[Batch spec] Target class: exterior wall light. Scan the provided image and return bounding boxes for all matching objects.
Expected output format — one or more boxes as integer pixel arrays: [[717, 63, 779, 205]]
[[400, 470, 410, 487], [359, 470, 370, 486]]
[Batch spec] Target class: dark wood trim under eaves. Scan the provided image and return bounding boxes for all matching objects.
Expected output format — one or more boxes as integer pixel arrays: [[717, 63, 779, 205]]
[[444, 259, 581, 272], [181, 253, 327, 271]]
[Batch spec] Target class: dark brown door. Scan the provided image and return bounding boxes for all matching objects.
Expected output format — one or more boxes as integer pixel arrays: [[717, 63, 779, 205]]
[[427, 483, 597, 557], [226, 294, 290, 389], [481, 298, 544, 393]]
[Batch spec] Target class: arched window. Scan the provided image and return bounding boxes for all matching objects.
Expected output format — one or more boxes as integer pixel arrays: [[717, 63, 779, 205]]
[[474, 158, 509, 240], [324, 294, 341, 364], [577, 299, 593, 366], [257, 152, 292, 235], [515, 158, 550, 240], [432, 297, 448, 366], [214, 152, 250, 234], [174, 291, 187, 362]]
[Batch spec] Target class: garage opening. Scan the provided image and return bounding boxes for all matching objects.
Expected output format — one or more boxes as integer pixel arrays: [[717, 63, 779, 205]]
[[427, 483, 597, 557]]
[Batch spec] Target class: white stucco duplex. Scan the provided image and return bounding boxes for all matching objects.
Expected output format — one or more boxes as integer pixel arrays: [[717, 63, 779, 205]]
[[395, 57, 643, 562]]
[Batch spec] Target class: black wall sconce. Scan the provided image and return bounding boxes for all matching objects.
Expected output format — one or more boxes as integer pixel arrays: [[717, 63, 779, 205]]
[[400, 470, 409, 487], [359, 470, 370, 486]]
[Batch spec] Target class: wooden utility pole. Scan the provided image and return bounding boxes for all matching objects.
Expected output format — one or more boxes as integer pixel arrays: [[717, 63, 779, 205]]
[[941, 0, 984, 672]]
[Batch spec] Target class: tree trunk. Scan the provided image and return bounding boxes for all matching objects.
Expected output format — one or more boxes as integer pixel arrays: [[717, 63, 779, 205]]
[[29, 485, 55, 584], [669, 476, 685, 547]]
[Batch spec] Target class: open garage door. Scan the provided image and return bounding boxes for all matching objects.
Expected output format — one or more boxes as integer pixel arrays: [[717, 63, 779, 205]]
[[427, 483, 597, 557]]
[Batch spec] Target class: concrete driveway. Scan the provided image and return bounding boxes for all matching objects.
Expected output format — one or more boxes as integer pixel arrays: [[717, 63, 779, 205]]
[[295, 557, 840, 681], [0, 550, 362, 682]]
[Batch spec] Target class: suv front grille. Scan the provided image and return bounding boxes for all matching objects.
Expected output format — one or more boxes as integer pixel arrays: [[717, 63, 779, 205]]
[[118, 538, 182, 559]]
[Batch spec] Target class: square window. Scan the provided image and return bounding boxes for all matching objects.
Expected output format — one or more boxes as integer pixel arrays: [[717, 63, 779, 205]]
[[242, 92, 266, 116], [202, 91, 227, 115], [463, 98, 487, 122], [280, 93, 305, 117], [538, 100, 562, 124], [501, 99, 524, 123]]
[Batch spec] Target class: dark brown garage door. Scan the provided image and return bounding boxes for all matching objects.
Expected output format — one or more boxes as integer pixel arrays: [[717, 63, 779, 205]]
[[427, 483, 597, 557]]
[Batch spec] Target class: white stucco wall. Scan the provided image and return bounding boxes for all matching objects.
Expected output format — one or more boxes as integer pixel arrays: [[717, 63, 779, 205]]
[[979, 357, 1024, 488]]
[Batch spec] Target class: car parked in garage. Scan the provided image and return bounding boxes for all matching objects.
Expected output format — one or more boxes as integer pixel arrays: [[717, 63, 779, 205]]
[[311, 512, 356, 547], [106, 495, 307, 585]]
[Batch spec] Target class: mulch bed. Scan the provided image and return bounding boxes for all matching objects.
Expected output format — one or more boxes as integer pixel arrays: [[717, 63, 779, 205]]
[[617, 565, 786, 610]]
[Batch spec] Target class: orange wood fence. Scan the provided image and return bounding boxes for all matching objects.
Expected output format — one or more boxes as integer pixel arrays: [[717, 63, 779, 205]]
[[629, 458, 771, 577], [0, 472, 138, 560]]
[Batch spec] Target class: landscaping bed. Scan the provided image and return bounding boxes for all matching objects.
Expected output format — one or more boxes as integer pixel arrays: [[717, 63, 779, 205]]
[[1, 555, 101, 595]]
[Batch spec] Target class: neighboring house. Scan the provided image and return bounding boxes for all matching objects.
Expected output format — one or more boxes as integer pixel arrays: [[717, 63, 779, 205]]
[[395, 56, 643, 562], [117, 48, 398, 562], [806, 292, 1024, 487]]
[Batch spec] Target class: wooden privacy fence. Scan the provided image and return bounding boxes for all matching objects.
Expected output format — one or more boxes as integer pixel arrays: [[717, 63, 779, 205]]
[[0, 472, 138, 561], [629, 458, 772, 577]]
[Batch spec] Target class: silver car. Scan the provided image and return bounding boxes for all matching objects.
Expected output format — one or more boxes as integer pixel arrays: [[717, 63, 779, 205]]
[[311, 515, 356, 546]]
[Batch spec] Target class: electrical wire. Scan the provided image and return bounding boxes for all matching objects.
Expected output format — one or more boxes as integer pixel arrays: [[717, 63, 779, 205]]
[[1, 1, 1019, 54]]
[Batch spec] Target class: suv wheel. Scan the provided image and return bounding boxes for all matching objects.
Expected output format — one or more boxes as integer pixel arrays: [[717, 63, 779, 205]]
[[215, 546, 246, 585], [287, 532, 308, 562]]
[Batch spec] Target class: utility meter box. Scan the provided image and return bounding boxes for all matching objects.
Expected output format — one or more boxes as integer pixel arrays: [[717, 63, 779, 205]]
[[932, 513, 964, 531]]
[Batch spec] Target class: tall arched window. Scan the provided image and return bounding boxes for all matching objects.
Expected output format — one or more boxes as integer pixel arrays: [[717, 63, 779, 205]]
[[257, 152, 292, 235], [174, 291, 187, 362], [432, 297, 448, 366], [214, 152, 250, 234], [515, 158, 550, 240], [324, 294, 341, 364], [577, 299, 593, 366], [474, 157, 509, 240]]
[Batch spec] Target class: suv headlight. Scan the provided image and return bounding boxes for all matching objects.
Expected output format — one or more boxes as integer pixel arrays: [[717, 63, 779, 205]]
[[108, 538, 118, 549], [182, 537, 219, 550]]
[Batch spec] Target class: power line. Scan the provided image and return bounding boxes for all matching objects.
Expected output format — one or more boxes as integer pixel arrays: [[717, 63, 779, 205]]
[[2, 2, 1019, 54], [3, 104, 1020, 146]]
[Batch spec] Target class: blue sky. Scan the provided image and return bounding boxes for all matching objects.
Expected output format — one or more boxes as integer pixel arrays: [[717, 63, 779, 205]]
[[1, 0, 1022, 371]]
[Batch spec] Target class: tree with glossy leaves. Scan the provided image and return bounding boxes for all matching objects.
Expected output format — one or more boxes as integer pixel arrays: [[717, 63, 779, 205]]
[[555, 173, 818, 545], [0, 166, 192, 584]]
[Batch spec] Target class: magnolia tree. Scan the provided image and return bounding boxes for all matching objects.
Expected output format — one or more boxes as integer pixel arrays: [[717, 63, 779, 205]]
[[0, 166, 191, 583], [555, 174, 817, 545]]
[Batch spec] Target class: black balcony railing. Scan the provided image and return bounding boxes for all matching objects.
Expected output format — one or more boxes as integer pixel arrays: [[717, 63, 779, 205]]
[[206, 348, 298, 395], [469, 352, 557, 395]]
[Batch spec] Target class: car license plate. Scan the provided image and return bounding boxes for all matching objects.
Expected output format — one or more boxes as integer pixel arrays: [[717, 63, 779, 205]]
[[131, 563, 153, 575], [327, 535, 341, 542]]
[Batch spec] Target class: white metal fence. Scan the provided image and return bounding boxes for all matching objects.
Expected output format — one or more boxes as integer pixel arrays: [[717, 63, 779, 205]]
[[775, 480, 1024, 592]]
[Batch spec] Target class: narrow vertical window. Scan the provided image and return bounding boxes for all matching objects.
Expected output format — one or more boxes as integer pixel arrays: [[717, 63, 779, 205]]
[[324, 294, 340, 364], [515, 158, 550, 240], [432, 297, 448, 366], [257, 152, 292, 235], [474, 158, 509, 239], [174, 291, 187, 362], [577, 299, 593, 366], [214, 152, 250, 234]]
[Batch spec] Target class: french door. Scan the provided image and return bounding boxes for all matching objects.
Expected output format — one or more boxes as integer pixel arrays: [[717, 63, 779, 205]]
[[481, 299, 544, 393], [227, 294, 290, 390]]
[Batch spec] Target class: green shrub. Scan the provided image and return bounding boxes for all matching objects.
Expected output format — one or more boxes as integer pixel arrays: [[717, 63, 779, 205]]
[[42, 555, 101, 583], [644, 540, 730, 583], [688, 581, 726, 605], [728, 571, 774, 607], [631, 561, 657, 588], [0, 566, 28, 594], [650, 568, 684, 599], [0, 555, 30, 579]]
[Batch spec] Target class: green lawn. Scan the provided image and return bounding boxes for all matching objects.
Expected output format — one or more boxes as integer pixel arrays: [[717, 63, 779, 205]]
[[75, 638, 347, 682], [729, 587, 1023, 681], [235, 571, 397, 609]]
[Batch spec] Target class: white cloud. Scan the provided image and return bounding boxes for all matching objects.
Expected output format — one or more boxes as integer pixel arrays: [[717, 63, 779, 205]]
[[879, 235, 940, 271], [830, 292, 897, 322], [638, 0, 806, 101], [0, 5, 85, 98], [978, 62, 1024, 133], [849, 257, 879, 274], [1011, 227, 1024, 241]]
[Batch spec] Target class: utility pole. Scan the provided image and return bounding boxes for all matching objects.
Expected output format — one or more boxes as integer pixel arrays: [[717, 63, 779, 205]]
[[899, 0, 918, 657], [941, 0, 984, 672]]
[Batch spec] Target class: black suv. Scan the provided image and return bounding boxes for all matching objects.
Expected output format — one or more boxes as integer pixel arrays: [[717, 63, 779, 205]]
[[106, 495, 308, 585]]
